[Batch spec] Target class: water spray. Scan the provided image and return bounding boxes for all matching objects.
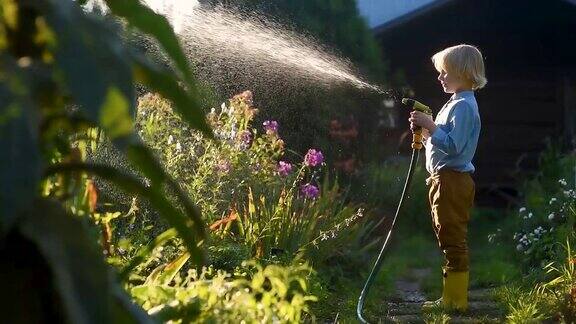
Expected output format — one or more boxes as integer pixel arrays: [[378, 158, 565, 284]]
[[357, 98, 432, 323]]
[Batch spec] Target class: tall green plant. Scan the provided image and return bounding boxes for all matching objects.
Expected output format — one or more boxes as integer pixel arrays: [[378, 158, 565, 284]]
[[229, 175, 367, 265], [538, 238, 576, 322], [0, 0, 211, 322]]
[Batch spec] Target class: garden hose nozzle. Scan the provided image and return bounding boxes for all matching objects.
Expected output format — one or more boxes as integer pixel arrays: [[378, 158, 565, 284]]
[[402, 98, 433, 150]]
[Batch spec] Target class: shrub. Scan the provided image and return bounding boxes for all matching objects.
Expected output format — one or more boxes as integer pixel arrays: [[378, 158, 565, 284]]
[[136, 90, 372, 268], [507, 147, 576, 268], [130, 260, 317, 323], [136, 91, 283, 221]]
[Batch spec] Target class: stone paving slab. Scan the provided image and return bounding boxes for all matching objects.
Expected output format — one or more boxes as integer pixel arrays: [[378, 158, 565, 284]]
[[378, 268, 505, 323], [386, 301, 423, 315], [385, 314, 423, 323], [385, 314, 502, 324], [450, 315, 502, 323]]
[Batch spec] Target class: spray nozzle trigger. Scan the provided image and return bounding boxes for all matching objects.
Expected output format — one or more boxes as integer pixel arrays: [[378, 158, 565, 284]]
[[402, 98, 432, 115]]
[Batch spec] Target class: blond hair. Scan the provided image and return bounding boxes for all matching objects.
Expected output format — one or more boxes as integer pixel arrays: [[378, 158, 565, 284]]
[[431, 44, 487, 90]]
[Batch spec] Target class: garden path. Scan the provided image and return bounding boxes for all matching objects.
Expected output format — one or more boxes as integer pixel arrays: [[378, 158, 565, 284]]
[[380, 268, 505, 323]]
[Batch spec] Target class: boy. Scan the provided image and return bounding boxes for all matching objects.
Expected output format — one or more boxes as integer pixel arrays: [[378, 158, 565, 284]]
[[408, 44, 487, 312]]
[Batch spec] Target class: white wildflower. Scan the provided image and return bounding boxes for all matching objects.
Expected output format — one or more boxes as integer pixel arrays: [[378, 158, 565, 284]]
[[176, 141, 182, 152], [559, 178, 568, 186], [519, 207, 526, 213], [528, 212, 533, 219], [516, 244, 523, 251], [168, 135, 174, 145], [548, 213, 555, 220], [549, 197, 557, 205]]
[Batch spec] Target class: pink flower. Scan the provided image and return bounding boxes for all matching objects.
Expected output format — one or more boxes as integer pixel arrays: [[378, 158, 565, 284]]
[[277, 161, 293, 176], [304, 149, 324, 167], [300, 183, 320, 200]]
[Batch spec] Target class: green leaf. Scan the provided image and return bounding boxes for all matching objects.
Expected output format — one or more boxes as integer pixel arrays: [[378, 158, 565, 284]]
[[126, 143, 205, 239], [144, 263, 167, 286], [112, 287, 155, 324], [100, 87, 134, 139], [130, 285, 177, 307], [44, 163, 206, 265], [18, 199, 114, 324], [148, 298, 200, 323], [131, 55, 212, 137], [0, 76, 40, 233], [156, 252, 190, 286], [120, 228, 178, 280], [42, 0, 135, 132], [104, 0, 193, 85]]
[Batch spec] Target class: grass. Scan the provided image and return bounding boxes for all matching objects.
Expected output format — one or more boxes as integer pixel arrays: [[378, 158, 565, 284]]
[[468, 208, 522, 288]]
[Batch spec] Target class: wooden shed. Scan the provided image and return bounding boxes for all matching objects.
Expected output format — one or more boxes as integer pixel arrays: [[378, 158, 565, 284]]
[[369, 0, 576, 206]]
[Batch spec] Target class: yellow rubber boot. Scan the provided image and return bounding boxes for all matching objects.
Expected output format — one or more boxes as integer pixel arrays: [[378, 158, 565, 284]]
[[442, 271, 469, 312]]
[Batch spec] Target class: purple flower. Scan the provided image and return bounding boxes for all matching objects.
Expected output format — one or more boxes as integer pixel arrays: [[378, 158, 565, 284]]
[[263, 120, 279, 134], [277, 161, 293, 176], [304, 149, 324, 167], [238, 130, 252, 148], [300, 183, 320, 200]]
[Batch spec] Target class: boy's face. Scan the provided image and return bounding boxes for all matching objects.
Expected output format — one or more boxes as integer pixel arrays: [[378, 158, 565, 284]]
[[437, 69, 468, 93]]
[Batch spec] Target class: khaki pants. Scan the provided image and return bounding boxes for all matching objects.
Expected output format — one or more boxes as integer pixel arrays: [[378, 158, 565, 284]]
[[427, 169, 475, 272]]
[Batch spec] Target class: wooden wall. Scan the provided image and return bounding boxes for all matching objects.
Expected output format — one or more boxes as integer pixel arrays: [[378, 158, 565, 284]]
[[374, 0, 576, 206]]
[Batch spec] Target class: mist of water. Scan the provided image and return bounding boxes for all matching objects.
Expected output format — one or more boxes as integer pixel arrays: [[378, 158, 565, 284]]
[[87, 0, 391, 96]]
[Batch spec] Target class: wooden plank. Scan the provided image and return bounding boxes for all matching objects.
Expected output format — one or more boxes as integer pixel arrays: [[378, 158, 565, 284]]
[[480, 126, 559, 148]]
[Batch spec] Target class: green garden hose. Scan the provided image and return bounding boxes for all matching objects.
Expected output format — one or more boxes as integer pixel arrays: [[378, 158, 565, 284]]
[[357, 98, 431, 323]]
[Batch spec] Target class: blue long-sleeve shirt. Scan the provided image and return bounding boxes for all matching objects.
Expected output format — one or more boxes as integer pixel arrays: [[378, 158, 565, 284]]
[[425, 90, 481, 174]]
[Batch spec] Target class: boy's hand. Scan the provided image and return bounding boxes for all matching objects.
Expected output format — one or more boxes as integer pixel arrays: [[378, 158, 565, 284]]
[[421, 128, 430, 140], [409, 111, 437, 134]]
